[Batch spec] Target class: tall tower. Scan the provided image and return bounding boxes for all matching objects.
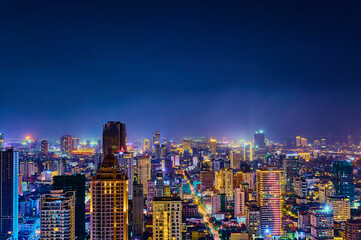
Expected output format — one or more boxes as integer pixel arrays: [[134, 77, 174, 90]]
[[40, 190, 75, 240], [257, 168, 282, 238], [153, 131, 161, 159], [0, 149, 19, 239], [152, 197, 182, 240], [60, 135, 73, 156], [0, 133, 4, 149], [91, 153, 129, 240], [102, 121, 127, 154], [215, 168, 234, 200], [53, 175, 86, 240], [210, 138, 217, 155], [254, 131, 265, 148], [118, 152, 133, 199], [132, 182, 144, 238], [283, 154, 299, 193], [41, 139, 48, 157], [332, 160, 355, 200], [137, 156, 151, 194]]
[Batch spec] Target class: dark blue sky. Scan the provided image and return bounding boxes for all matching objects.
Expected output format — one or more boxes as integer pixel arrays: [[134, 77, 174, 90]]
[[1, 0, 361, 140]]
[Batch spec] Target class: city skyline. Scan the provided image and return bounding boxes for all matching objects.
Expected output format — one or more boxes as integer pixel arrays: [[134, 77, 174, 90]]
[[2, 1, 361, 139]]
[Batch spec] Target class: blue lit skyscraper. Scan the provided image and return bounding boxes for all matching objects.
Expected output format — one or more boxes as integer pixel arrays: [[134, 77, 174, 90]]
[[332, 160, 355, 201], [0, 148, 19, 239]]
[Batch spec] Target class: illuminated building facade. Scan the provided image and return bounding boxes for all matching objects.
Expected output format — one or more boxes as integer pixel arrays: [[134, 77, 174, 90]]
[[294, 176, 307, 198], [143, 139, 150, 152], [283, 154, 299, 193], [118, 152, 133, 199], [183, 139, 192, 154], [91, 153, 129, 240], [147, 180, 156, 215], [229, 150, 241, 169], [310, 209, 333, 240], [319, 182, 335, 203], [326, 196, 351, 222], [137, 156, 151, 194], [0, 149, 19, 239], [215, 168, 234, 200], [40, 190, 75, 240], [332, 160, 355, 201], [0, 133, 3, 149], [60, 135, 73, 156], [102, 121, 127, 154], [152, 197, 182, 240], [256, 168, 282, 238], [132, 182, 144, 238], [53, 175, 86, 240], [234, 186, 246, 217], [345, 219, 361, 240], [210, 138, 217, 155], [246, 203, 261, 238]]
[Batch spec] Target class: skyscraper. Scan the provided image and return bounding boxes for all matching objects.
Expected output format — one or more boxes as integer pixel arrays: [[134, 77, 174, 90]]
[[153, 131, 161, 159], [0, 149, 19, 239], [234, 186, 246, 217], [40, 190, 75, 240], [152, 197, 182, 240], [332, 160, 355, 200], [91, 153, 129, 240], [215, 168, 233, 200], [102, 121, 127, 154], [0, 133, 4, 149], [60, 135, 73, 156], [310, 209, 334, 240], [41, 139, 48, 157], [146, 179, 156, 215], [137, 156, 151, 194], [118, 152, 133, 199], [132, 182, 144, 238], [254, 131, 265, 148], [53, 175, 86, 240], [155, 172, 164, 197], [283, 154, 299, 193], [210, 138, 217, 155], [345, 219, 361, 240], [326, 196, 351, 222], [257, 168, 282, 238]]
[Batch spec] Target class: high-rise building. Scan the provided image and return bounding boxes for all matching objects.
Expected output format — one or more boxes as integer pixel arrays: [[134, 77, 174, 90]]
[[234, 186, 246, 217], [210, 138, 217, 155], [301, 137, 308, 147], [155, 172, 164, 197], [53, 175, 86, 240], [146, 179, 156, 215], [229, 150, 241, 169], [326, 196, 351, 222], [60, 135, 73, 156], [183, 139, 192, 154], [132, 182, 144, 238], [296, 136, 301, 146], [153, 131, 161, 159], [118, 152, 133, 199], [332, 160, 355, 200], [102, 121, 127, 154], [319, 182, 335, 203], [310, 209, 334, 240], [72, 138, 80, 150], [152, 197, 182, 240], [246, 203, 261, 238], [211, 194, 227, 214], [254, 131, 265, 148], [257, 168, 282, 238], [241, 172, 254, 190], [294, 176, 307, 198], [137, 156, 151, 194], [215, 168, 234, 200], [41, 139, 48, 157], [0, 133, 4, 149], [283, 154, 299, 193], [345, 219, 361, 240], [40, 190, 75, 240], [91, 153, 128, 240], [0, 149, 19, 239]]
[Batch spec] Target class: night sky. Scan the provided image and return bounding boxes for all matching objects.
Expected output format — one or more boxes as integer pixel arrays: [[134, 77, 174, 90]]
[[1, 0, 361, 140]]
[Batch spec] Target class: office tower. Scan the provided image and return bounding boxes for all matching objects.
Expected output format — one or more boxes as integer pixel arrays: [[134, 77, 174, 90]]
[[143, 139, 150, 152], [91, 153, 129, 240], [147, 180, 156, 215], [246, 204, 261, 238], [97, 139, 101, 152], [57, 158, 66, 175], [155, 172, 164, 197], [319, 182, 335, 203], [200, 168, 214, 190], [347, 134, 352, 147], [132, 182, 144, 238], [163, 158, 173, 178], [215, 168, 233, 200], [296, 136, 301, 146], [211, 194, 226, 214], [152, 197, 182, 240], [254, 131, 265, 148], [310, 209, 334, 240], [183, 139, 192, 153], [326, 196, 351, 222], [19, 161, 38, 178], [283, 154, 299, 193], [153, 131, 161, 159], [138, 156, 151, 194], [102, 121, 127, 154], [301, 137, 308, 146], [241, 172, 254, 190], [0, 149, 19, 239], [72, 138, 80, 149], [41, 139, 48, 157], [60, 135, 73, 156], [243, 143, 253, 161], [229, 150, 241, 169], [256, 168, 282, 238], [53, 175, 86, 240], [210, 138, 217, 155], [294, 176, 307, 198], [234, 186, 246, 217], [118, 152, 133, 199], [332, 160, 355, 200], [345, 219, 361, 240], [0, 133, 3, 149], [161, 141, 168, 158], [40, 190, 75, 240]]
